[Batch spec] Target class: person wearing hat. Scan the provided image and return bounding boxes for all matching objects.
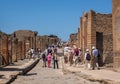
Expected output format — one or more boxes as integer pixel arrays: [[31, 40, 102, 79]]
[[84, 49, 91, 70], [91, 46, 100, 70]]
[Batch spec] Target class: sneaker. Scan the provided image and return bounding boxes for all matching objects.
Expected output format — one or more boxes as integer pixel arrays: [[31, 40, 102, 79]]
[[97, 68, 100, 70]]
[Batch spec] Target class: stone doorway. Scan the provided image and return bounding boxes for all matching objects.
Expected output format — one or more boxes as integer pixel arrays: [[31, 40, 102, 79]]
[[96, 32, 103, 66]]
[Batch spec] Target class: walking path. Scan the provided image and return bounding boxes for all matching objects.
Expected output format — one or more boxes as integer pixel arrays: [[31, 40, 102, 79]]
[[58, 48, 120, 84], [0, 47, 120, 84], [0, 58, 39, 84], [63, 64, 120, 84], [11, 58, 100, 84]]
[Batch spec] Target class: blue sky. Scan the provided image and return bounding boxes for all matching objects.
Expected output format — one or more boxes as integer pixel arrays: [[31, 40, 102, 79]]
[[0, 0, 112, 41]]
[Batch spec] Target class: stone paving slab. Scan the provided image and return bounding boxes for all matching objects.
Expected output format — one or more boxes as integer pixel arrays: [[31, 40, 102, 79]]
[[0, 58, 39, 84], [63, 64, 120, 84], [57, 55, 120, 84]]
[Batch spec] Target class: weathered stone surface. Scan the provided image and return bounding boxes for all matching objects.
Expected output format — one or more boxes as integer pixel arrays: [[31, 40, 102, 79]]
[[77, 10, 112, 65], [0, 31, 9, 66], [0, 30, 60, 66], [112, 0, 120, 69], [37, 35, 59, 51], [68, 33, 78, 47]]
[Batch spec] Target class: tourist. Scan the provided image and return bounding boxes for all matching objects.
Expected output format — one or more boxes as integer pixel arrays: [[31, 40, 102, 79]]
[[42, 52, 47, 67], [64, 45, 69, 64], [69, 48, 74, 66], [73, 46, 79, 66], [47, 53, 52, 68], [91, 46, 100, 70], [53, 53, 59, 69], [84, 49, 91, 70]]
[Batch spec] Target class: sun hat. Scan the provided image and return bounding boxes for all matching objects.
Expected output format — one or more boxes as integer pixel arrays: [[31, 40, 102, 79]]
[[86, 49, 89, 52], [92, 46, 95, 49]]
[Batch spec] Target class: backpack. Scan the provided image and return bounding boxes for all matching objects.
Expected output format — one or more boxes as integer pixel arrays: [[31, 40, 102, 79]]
[[42, 53, 46, 59], [86, 53, 91, 61], [74, 48, 79, 56]]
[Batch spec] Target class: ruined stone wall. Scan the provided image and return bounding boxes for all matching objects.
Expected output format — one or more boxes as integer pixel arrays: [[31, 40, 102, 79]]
[[12, 30, 35, 41], [37, 36, 49, 51], [87, 10, 96, 50], [112, 0, 120, 15], [69, 33, 77, 47], [93, 13, 112, 64], [78, 10, 112, 65], [77, 28, 80, 48], [0, 30, 60, 66], [37, 35, 60, 51], [11, 30, 36, 60], [0, 32, 9, 65], [78, 13, 89, 61], [112, 0, 120, 68]]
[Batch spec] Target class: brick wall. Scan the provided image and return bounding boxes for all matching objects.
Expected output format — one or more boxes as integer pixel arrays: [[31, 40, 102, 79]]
[[93, 13, 112, 64], [112, 0, 120, 68], [0, 32, 9, 65], [37, 35, 59, 51], [69, 33, 77, 47], [78, 10, 112, 65]]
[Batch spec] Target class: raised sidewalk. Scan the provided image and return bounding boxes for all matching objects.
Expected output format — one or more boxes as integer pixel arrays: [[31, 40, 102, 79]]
[[62, 60, 120, 84], [0, 58, 39, 84]]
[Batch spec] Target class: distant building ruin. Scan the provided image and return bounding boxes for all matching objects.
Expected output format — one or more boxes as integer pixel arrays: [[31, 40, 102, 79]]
[[0, 30, 60, 66]]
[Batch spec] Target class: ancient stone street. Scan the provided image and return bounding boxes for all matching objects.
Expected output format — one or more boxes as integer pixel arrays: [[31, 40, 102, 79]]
[[11, 59, 100, 84], [0, 0, 120, 84]]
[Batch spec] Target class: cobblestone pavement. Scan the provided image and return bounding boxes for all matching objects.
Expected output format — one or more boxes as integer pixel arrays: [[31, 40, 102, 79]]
[[11, 59, 100, 84], [0, 58, 39, 84], [2, 48, 120, 84]]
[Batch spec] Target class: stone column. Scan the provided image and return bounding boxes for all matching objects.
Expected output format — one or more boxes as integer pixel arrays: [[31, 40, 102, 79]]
[[12, 33, 18, 62], [8, 35, 12, 64], [112, 0, 120, 69]]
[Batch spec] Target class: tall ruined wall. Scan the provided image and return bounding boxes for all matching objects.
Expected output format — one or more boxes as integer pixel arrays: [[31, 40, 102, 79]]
[[0, 32, 9, 65], [77, 28, 80, 48], [93, 13, 112, 64], [11, 30, 37, 59], [112, 0, 120, 69], [37, 35, 59, 51], [0, 30, 60, 66], [112, 0, 120, 15], [37, 36, 49, 51], [79, 10, 112, 65], [11, 30, 36, 49], [69, 33, 77, 47], [12, 30, 35, 41]]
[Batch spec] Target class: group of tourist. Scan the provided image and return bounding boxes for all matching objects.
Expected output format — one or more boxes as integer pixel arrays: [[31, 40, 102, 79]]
[[41, 45, 59, 69], [27, 44, 100, 70], [27, 48, 41, 60], [84, 46, 100, 70], [63, 45, 100, 70], [64, 45, 82, 66]]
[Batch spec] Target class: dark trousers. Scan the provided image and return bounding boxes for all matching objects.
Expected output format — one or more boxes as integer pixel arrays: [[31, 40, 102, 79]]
[[53, 60, 59, 69], [43, 59, 47, 67]]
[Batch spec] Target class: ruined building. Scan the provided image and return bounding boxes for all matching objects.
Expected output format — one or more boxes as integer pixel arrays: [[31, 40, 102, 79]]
[[0, 30, 60, 66], [68, 33, 78, 47], [78, 10, 112, 65], [10, 30, 37, 61], [37, 35, 59, 51]]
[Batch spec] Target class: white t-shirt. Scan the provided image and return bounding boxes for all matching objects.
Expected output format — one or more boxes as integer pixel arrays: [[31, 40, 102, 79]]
[[64, 47, 69, 52]]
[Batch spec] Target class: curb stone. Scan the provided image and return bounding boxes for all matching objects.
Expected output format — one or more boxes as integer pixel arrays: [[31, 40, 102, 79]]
[[63, 67, 120, 84], [0, 58, 40, 84]]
